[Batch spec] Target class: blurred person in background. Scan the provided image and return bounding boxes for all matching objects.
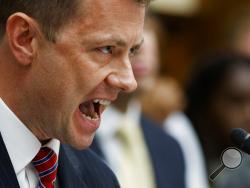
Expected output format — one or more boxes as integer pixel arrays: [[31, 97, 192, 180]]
[[90, 14, 186, 188], [133, 12, 209, 188], [139, 77, 185, 123], [185, 54, 250, 187], [139, 76, 208, 188]]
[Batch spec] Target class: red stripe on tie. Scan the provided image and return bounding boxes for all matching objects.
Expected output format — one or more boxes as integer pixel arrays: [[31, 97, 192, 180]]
[[32, 147, 58, 188]]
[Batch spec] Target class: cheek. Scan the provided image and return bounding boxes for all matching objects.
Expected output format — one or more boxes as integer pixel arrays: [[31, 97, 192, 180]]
[[51, 43, 110, 99], [71, 62, 105, 96], [30, 59, 77, 114], [67, 50, 104, 89]]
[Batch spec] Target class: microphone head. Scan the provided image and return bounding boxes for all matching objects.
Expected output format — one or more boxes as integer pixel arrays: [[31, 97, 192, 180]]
[[242, 138, 250, 154], [231, 128, 250, 154], [231, 128, 248, 146]]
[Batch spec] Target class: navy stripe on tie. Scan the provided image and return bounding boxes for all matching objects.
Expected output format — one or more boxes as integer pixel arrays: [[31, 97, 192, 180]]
[[39, 181, 46, 188], [39, 162, 58, 177]]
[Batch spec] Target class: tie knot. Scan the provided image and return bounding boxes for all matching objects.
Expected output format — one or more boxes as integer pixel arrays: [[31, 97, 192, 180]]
[[32, 147, 58, 188]]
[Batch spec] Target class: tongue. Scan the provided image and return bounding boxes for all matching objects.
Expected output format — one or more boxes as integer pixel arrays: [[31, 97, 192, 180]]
[[79, 101, 95, 117]]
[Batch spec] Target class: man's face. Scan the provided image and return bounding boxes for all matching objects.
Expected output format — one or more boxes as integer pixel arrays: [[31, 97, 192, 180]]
[[209, 65, 250, 134], [22, 0, 145, 149]]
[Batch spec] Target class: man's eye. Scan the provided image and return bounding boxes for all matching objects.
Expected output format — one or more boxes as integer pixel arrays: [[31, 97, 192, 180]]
[[98, 46, 113, 54]]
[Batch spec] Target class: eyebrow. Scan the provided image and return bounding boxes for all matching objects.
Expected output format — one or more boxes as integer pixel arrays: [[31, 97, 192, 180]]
[[89, 33, 144, 49], [115, 37, 144, 49]]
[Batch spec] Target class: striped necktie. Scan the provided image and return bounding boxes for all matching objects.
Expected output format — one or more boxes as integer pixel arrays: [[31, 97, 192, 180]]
[[32, 147, 58, 188]]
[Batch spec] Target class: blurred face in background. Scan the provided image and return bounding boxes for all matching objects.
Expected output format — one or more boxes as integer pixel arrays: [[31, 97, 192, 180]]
[[131, 29, 159, 92], [208, 64, 250, 134]]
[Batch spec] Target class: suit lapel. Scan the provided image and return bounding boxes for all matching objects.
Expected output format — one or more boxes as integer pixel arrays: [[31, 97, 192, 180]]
[[57, 145, 88, 188], [0, 133, 20, 188], [140, 116, 166, 188]]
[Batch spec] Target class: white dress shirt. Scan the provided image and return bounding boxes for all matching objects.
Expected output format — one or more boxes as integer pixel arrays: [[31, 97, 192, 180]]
[[0, 98, 60, 188], [164, 112, 209, 188]]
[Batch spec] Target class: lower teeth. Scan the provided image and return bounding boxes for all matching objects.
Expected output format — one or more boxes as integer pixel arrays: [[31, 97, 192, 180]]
[[82, 113, 99, 121]]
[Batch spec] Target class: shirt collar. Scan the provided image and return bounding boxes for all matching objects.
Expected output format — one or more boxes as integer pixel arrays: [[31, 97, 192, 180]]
[[0, 98, 60, 174]]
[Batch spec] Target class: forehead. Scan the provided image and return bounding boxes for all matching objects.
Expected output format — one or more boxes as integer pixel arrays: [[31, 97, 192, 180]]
[[79, 0, 145, 19], [69, 0, 145, 43]]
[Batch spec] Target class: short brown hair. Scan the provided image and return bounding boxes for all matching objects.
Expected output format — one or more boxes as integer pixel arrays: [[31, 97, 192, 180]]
[[0, 0, 151, 41]]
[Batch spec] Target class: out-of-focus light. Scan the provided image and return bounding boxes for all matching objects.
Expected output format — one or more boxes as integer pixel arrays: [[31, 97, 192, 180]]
[[150, 0, 201, 16]]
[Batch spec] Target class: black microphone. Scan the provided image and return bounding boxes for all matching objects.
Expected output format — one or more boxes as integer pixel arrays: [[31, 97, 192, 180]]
[[209, 128, 246, 181], [231, 128, 250, 154]]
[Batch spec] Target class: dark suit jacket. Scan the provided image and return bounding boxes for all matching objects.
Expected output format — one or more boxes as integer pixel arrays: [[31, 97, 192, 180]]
[[0, 133, 120, 188], [91, 115, 186, 188]]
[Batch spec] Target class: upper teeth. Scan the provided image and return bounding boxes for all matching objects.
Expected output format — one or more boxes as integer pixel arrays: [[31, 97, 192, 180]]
[[93, 99, 111, 106]]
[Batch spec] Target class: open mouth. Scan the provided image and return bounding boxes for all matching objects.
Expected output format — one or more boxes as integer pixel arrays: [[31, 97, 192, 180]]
[[79, 99, 111, 121]]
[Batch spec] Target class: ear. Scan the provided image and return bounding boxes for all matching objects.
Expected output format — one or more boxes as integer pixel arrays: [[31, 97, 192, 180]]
[[6, 13, 40, 66]]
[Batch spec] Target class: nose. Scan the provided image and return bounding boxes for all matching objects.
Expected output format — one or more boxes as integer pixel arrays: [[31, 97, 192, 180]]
[[106, 60, 137, 93]]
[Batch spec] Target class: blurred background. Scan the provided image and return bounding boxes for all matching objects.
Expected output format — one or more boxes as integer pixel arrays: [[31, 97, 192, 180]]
[[148, 0, 250, 187], [149, 0, 250, 85]]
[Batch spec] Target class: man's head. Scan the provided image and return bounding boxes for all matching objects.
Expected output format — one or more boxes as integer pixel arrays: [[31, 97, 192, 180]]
[[0, 0, 150, 149], [186, 54, 250, 135]]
